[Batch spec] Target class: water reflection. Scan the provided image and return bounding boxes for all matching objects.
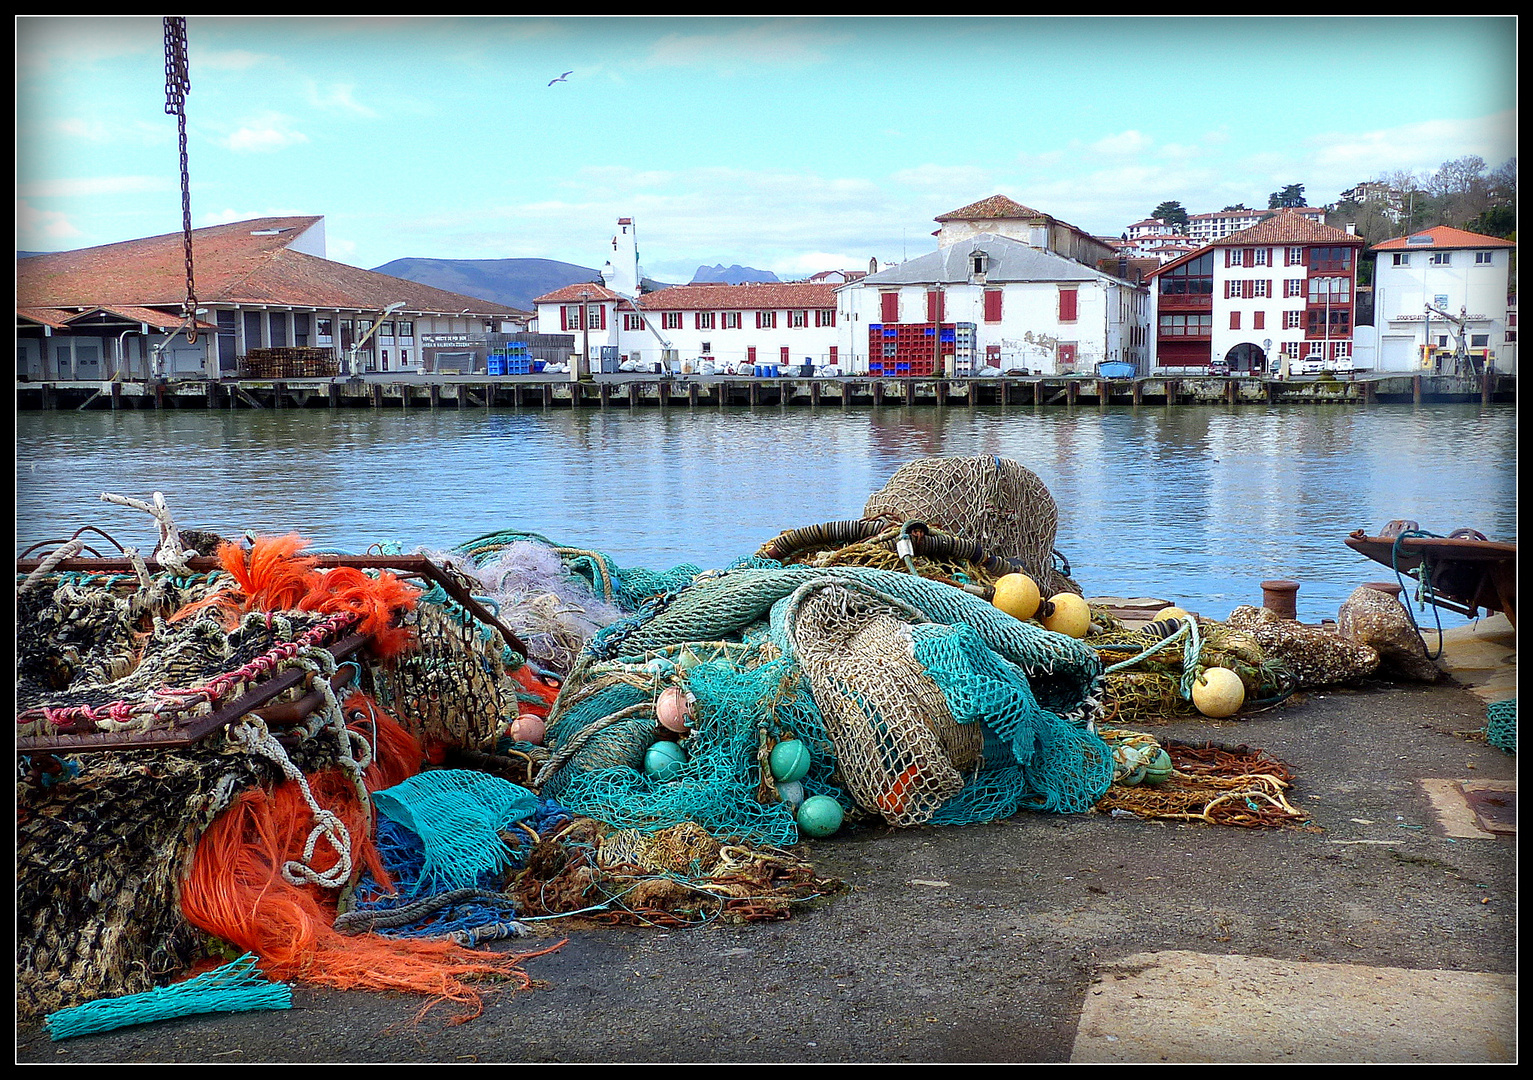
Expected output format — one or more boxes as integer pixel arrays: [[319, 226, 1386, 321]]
[[15, 402, 1515, 624]]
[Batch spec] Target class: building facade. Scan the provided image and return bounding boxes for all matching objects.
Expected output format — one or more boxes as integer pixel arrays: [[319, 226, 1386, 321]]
[[1186, 206, 1327, 246], [1149, 210, 1368, 374], [532, 281, 842, 371], [16, 217, 528, 381], [1370, 226, 1517, 373], [838, 233, 1150, 375]]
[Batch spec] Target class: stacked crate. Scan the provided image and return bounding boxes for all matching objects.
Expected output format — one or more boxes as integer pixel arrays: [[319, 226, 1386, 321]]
[[240, 347, 339, 379], [488, 342, 533, 376], [866, 323, 976, 376]]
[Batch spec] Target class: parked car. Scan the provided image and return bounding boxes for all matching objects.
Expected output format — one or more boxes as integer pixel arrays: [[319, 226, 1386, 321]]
[[1209, 360, 1230, 376]]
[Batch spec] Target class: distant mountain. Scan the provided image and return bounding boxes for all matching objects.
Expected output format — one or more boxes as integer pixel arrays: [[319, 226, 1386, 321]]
[[691, 263, 780, 284], [370, 257, 602, 314]]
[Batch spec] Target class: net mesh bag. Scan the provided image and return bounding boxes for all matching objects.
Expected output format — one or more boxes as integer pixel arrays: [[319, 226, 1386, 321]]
[[861, 455, 1079, 596]]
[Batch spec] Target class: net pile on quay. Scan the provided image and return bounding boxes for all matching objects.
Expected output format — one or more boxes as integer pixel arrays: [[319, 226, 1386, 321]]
[[17, 457, 1445, 1034]]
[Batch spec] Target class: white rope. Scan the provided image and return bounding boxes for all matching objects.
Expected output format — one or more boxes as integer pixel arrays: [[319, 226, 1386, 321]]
[[100, 490, 196, 575], [19, 539, 84, 595]]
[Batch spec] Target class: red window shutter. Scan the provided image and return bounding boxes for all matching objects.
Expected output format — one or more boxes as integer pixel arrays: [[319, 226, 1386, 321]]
[[747, 346, 756, 364], [780, 346, 789, 363], [829, 345, 838, 363], [881, 293, 899, 323], [984, 289, 1002, 322], [1230, 311, 1241, 330], [1059, 289, 1077, 322], [1254, 311, 1265, 330], [596, 306, 606, 330]]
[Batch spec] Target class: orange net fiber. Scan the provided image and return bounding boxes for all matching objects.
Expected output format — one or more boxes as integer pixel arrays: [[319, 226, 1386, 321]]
[[180, 703, 559, 1024]]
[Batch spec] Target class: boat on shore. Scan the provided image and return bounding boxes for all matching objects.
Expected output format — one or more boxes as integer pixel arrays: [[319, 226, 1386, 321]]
[[1345, 525, 1516, 627]]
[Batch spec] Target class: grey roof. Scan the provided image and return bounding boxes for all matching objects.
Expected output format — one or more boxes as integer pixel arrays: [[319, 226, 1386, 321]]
[[855, 234, 1132, 287]]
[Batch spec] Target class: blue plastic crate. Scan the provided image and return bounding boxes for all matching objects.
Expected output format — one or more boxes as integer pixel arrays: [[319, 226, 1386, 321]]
[[486, 356, 506, 376]]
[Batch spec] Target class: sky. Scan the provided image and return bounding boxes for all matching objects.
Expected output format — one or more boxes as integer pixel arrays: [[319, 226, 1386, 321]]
[[15, 16, 1518, 282]]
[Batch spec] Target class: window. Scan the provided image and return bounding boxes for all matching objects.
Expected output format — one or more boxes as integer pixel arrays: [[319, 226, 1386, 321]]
[[701, 341, 711, 354], [926, 290, 944, 322], [880, 293, 899, 323], [1308, 277, 1351, 305], [1307, 309, 1351, 336], [788, 310, 808, 328], [1285, 310, 1303, 329], [756, 311, 777, 329], [1227, 249, 1244, 267], [587, 304, 606, 330], [1332, 341, 1351, 360], [1392, 253, 1411, 267], [780, 346, 790, 364], [1431, 252, 1452, 266], [624, 313, 644, 331], [1475, 251, 1494, 265], [397, 320, 413, 339], [661, 312, 683, 330], [1230, 311, 1241, 330], [1253, 311, 1265, 331], [1252, 247, 1268, 266], [1058, 288, 1078, 322], [746, 347, 757, 364], [815, 309, 836, 327], [695, 311, 715, 330], [1285, 279, 1304, 298], [829, 346, 839, 364], [983, 289, 1003, 322], [1158, 251, 1214, 295], [1471, 334, 1489, 348], [1286, 246, 1305, 266], [316, 317, 334, 343], [560, 305, 583, 332], [1158, 314, 1212, 336], [1309, 246, 1354, 272], [1282, 341, 1302, 358], [722, 311, 742, 329]]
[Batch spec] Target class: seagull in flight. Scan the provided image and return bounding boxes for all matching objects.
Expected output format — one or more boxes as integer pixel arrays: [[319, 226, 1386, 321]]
[[548, 70, 573, 86]]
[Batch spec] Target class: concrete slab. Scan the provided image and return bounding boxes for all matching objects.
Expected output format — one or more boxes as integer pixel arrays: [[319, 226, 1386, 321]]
[[1072, 950, 1516, 1063], [1421, 613, 1517, 705]]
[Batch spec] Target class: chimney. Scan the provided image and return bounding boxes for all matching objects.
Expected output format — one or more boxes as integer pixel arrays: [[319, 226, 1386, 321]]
[[1345, 222, 1357, 235]]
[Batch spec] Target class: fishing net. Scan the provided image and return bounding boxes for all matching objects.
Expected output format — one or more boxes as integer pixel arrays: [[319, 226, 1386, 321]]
[[539, 562, 1110, 844], [1486, 699, 1515, 753], [510, 817, 843, 927], [860, 455, 1081, 596], [1094, 739, 1308, 828], [1225, 605, 1380, 688]]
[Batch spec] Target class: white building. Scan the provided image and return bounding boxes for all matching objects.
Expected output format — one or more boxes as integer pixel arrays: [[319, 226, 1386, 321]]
[[1187, 206, 1326, 245], [837, 232, 1150, 375], [532, 280, 842, 371], [1370, 226, 1517, 373]]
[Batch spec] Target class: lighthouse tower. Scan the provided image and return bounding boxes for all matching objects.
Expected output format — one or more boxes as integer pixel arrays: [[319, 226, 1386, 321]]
[[601, 217, 642, 297]]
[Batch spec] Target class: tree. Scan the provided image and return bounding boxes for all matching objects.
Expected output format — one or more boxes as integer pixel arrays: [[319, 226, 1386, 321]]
[[1151, 200, 1189, 233], [1268, 184, 1307, 209], [1221, 203, 1251, 212]]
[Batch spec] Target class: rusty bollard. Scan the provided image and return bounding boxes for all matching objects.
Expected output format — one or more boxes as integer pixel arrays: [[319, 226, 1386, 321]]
[[1260, 579, 1300, 621]]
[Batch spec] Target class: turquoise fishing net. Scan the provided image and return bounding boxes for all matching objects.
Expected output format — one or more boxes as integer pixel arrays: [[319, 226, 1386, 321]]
[[44, 953, 290, 1040], [544, 562, 1109, 843], [372, 771, 540, 895], [1486, 699, 1515, 753], [453, 529, 701, 614]]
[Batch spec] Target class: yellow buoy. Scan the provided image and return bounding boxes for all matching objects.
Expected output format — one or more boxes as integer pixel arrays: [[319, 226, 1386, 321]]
[[991, 573, 1042, 622], [1192, 666, 1245, 717], [1156, 605, 1191, 622], [1041, 592, 1091, 638]]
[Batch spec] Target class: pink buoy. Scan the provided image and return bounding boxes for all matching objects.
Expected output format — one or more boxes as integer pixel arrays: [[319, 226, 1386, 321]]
[[656, 686, 692, 733], [509, 714, 546, 746]]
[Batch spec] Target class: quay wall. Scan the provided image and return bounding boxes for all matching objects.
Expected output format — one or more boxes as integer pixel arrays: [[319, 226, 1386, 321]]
[[15, 372, 1512, 412]]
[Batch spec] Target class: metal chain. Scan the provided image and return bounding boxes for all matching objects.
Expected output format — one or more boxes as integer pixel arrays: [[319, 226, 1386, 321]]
[[163, 17, 198, 343]]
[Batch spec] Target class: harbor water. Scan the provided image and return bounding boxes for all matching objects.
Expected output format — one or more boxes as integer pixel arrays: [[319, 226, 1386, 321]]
[[15, 401, 1516, 626]]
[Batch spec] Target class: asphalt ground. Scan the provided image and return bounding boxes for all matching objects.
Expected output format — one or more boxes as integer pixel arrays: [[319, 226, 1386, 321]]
[[16, 677, 1516, 1064]]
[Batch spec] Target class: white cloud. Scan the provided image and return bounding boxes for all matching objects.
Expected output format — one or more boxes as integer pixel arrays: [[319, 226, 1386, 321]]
[[16, 200, 85, 248], [305, 81, 379, 118], [640, 19, 842, 74], [1089, 130, 1154, 157], [222, 114, 310, 153]]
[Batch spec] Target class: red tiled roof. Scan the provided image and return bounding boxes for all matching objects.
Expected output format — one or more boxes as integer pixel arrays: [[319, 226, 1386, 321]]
[[532, 282, 627, 305], [17, 217, 528, 317], [1211, 208, 1364, 247], [935, 195, 1045, 222], [635, 282, 837, 311], [1372, 225, 1516, 251]]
